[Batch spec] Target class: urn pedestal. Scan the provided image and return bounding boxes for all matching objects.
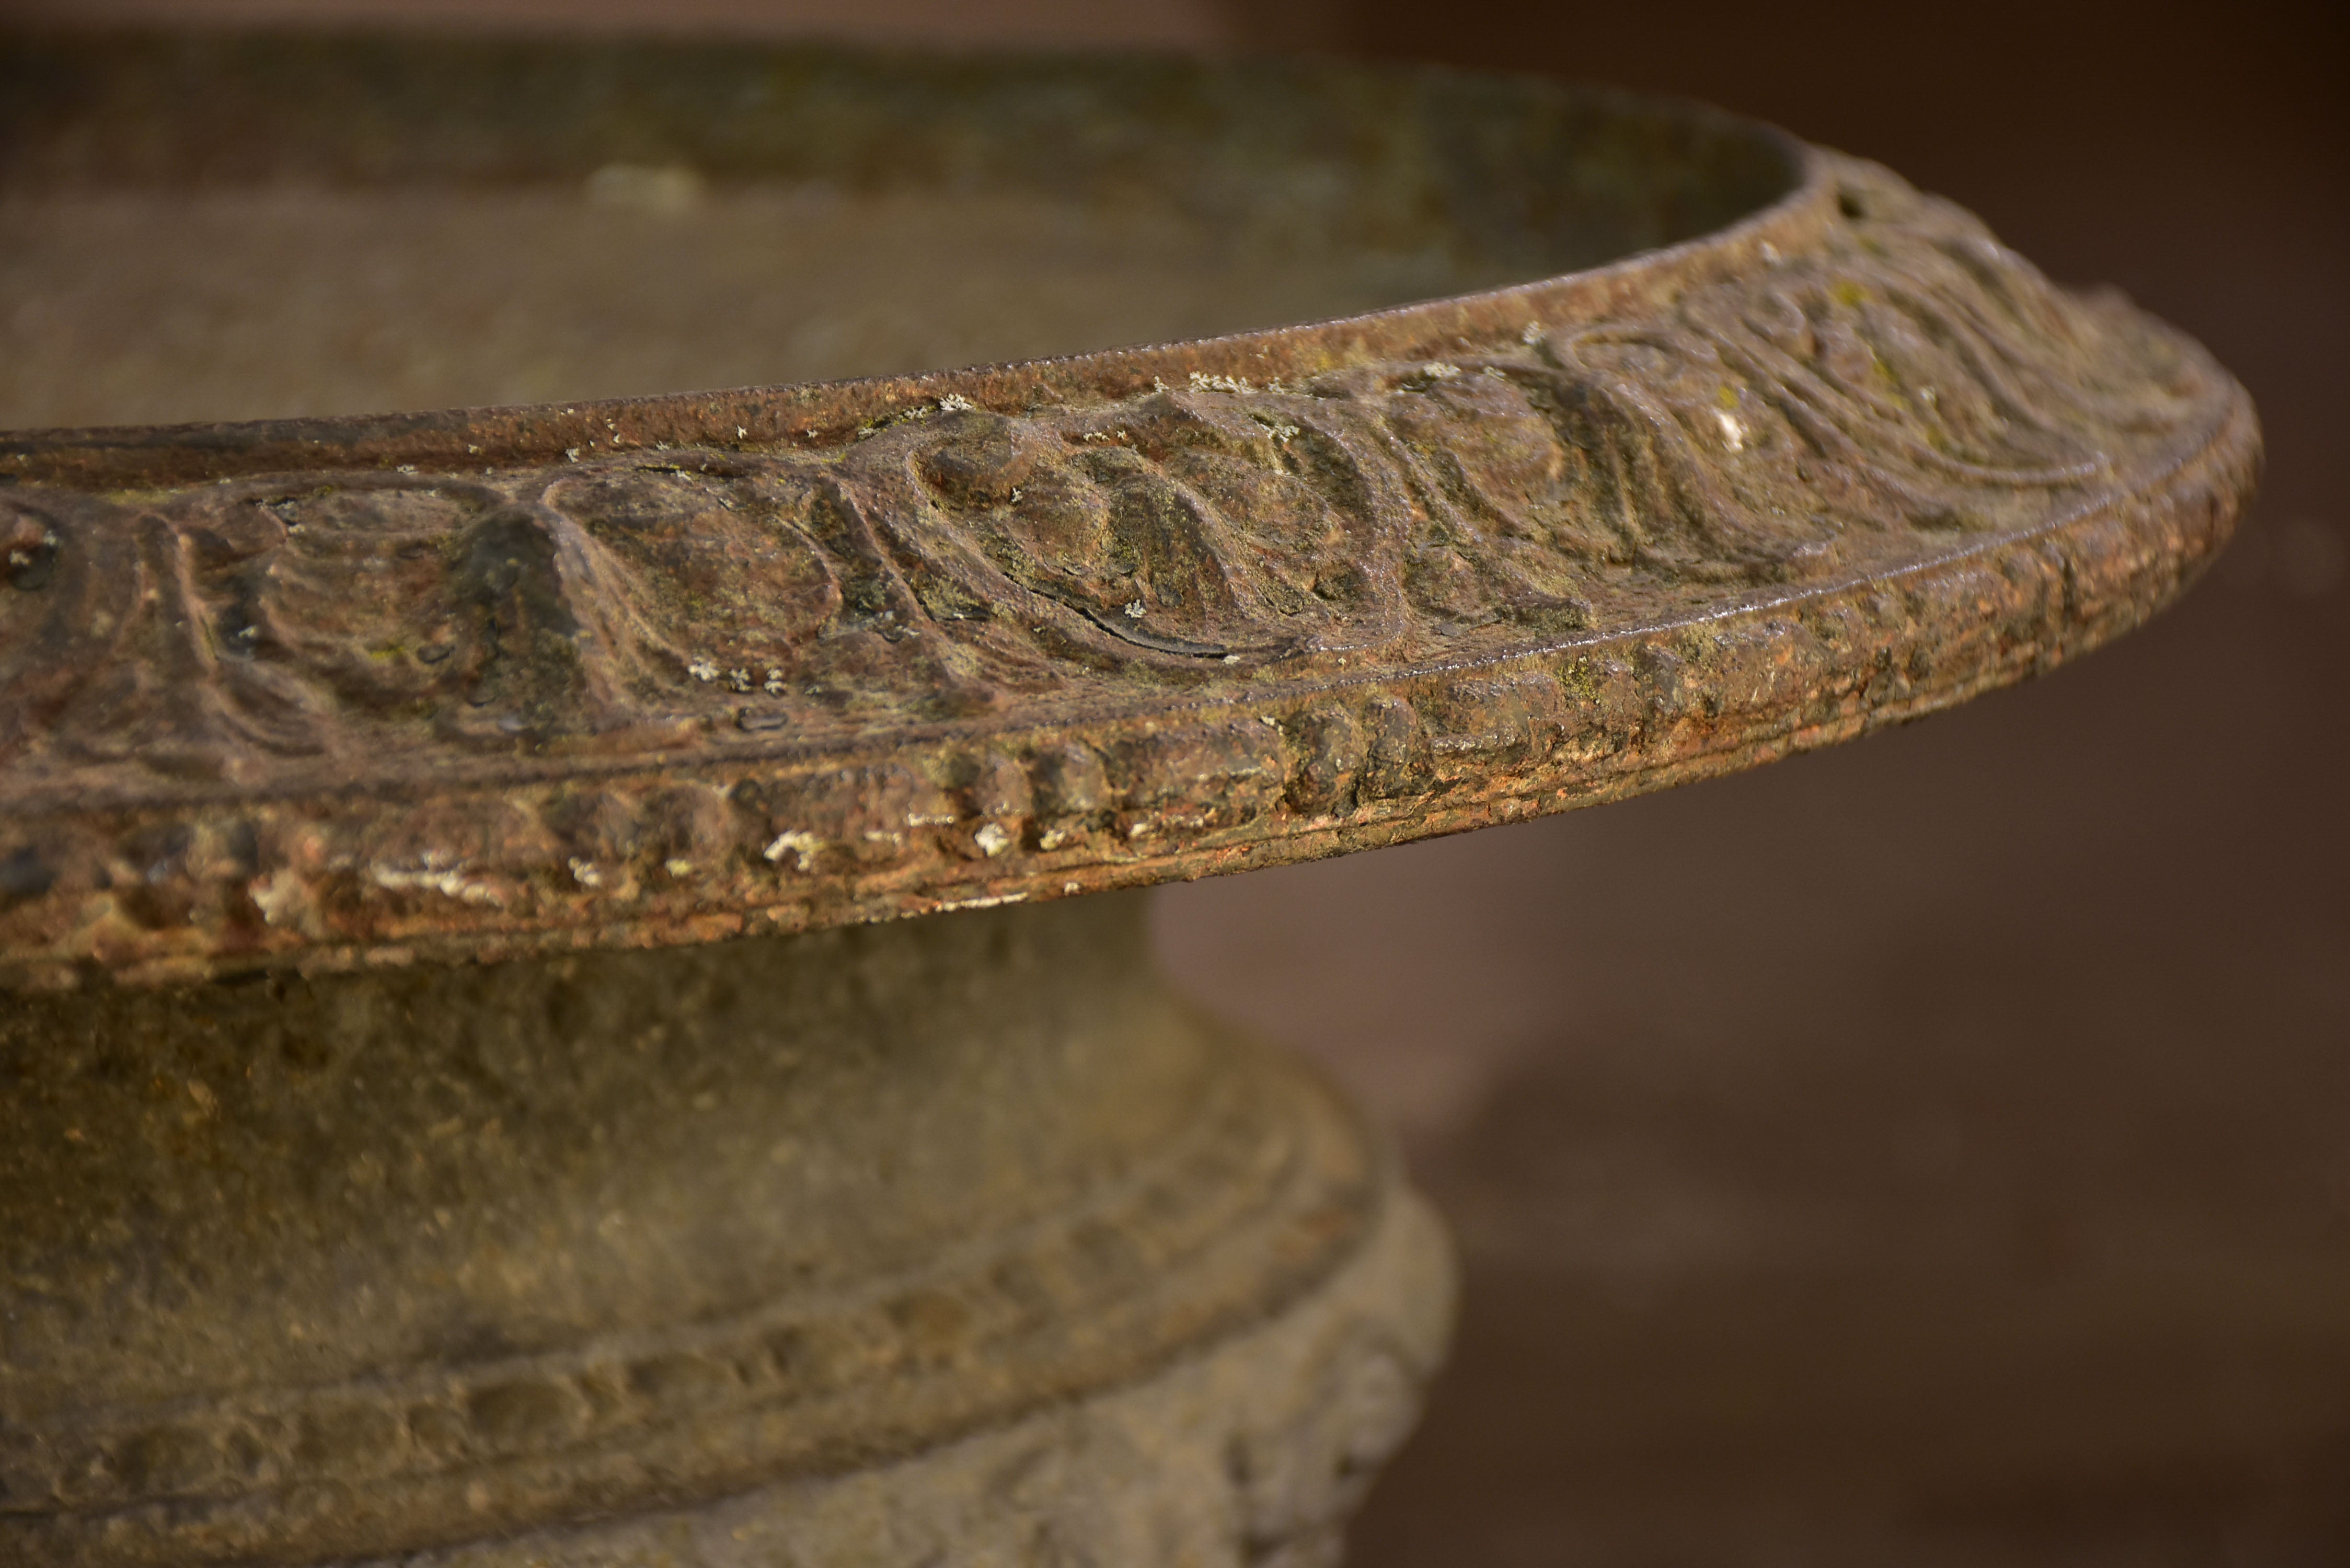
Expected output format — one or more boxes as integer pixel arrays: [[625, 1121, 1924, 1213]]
[[1, 891, 1449, 1565]]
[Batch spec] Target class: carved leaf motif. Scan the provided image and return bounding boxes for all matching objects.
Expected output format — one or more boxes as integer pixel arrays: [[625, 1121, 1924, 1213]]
[[200, 483, 501, 751], [1, 487, 132, 762], [0, 176, 2221, 794], [544, 466, 842, 691]]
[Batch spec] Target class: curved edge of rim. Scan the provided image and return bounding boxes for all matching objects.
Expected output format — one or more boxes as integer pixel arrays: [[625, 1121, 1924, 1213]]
[[0, 366, 2260, 991], [0, 38, 2263, 988]]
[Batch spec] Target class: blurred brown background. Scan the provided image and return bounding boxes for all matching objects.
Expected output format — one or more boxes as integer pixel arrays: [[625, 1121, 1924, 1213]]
[[7, 0, 2344, 1560]]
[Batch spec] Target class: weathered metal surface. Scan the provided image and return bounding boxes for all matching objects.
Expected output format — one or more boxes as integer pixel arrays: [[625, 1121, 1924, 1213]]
[[0, 28, 2261, 1568], [0, 34, 2258, 989]]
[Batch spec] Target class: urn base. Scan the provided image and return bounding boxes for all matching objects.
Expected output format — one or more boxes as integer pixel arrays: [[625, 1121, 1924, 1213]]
[[0, 892, 1454, 1565]]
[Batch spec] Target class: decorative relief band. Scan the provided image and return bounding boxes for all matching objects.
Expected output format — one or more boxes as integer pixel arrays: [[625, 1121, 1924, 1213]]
[[0, 157, 2255, 984]]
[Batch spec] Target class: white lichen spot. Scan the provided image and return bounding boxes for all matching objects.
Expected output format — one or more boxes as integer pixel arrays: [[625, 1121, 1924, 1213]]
[[1126, 821, 1154, 840], [565, 447, 582, 462], [369, 856, 502, 906], [736, 425, 748, 439], [764, 667, 786, 695], [250, 869, 307, 927], [687, 655, 719, 682], [1063, 881, 1081, 895], [1038, 827, 1073, 851], [1123, 600, 1147, 619], [1422, 362, 1462, 379], [1715, 410, 1748, 452], [725, 668, 753, 693], [906, 810, 957, 827], [764, 830, 822, 871], [1009, 486, 1024, 503], [932, 892, 1028, 913], [1520, 321, 1546, 345], [664, 858, 696, 878], [1223, 653, 1242, 664], [937, 392, 977, 413], [568, 857, 604, 889], [1189, 371, 1253, 395], [974, 822, 1013, 857]]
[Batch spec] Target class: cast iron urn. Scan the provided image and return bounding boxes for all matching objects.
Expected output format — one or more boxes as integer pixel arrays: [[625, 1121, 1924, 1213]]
[[0, 31, 2255, 1567]]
